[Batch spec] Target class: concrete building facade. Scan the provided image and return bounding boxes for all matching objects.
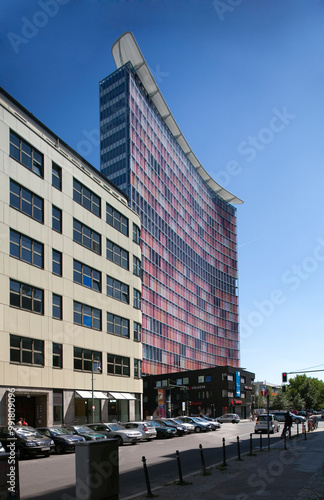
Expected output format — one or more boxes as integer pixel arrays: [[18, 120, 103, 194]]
[[0, 88, 143, 427]]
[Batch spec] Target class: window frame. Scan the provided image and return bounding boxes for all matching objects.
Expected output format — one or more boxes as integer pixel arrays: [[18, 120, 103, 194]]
[[52, 205, 62, 233], [73, 178, 101, 217], [10, 179, 44, 223], [107, 353, 130, 377], [10, 229, 44, 269], [73, 347, 102, 372], [133, 223, 140, 245], [107, 313, 129, 338], [106, 275, 129, 303], [73, 259, 102, 293], [133, 289, 141, 309], [133, 256, 141, 277], [73, 218, 101, 255], [52, 249, 62, 276], [106, 203, 128, 236], [134, 322, 141, 342], [106, 239, 128, 269], [73, 301, 102, 330], [52, 293, 63, 320], [52, 162, 62, 191], [9, 130, 44, 178], [9, 279, 44, 315], [53, 343, 63, 368], [10, 334, 44, 366]]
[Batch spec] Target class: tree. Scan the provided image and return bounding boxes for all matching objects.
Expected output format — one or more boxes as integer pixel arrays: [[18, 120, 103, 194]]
[[287, 375, 324, 409], [271, 390, 290, 410], [290, 393, 305, 411]]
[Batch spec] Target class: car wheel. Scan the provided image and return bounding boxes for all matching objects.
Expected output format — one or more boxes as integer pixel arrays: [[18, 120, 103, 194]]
[[146, 438, 151, 442], [232, 420, 236, 423], [44, 452, 50, 457], [195, 426, 201, 433], [117, 436, 123, 446], [157, 431, 164, 439], [55, 444, 64, 454]]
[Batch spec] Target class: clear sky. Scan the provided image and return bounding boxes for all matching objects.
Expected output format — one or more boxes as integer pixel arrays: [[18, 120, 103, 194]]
[[1, 0, 324, 385]]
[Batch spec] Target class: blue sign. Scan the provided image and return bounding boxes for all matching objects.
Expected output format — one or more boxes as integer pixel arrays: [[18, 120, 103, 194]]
[[235, 371, 241, 397]]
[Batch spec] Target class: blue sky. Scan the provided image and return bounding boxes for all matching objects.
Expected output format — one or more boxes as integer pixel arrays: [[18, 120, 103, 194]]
[[1, 0, 324, 385]]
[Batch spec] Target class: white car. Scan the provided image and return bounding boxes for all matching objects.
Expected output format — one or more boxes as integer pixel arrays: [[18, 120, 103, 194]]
[[122, 421, 157, 441], [217, 413, 240, 423], [254, 414, 280, 434]]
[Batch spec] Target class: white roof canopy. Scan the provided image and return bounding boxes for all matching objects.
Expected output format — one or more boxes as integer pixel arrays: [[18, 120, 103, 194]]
[[111, 32, 243, 205]]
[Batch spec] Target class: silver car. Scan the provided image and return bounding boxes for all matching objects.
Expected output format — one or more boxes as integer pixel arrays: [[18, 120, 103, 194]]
[[217, 413, 240, 423], [254, 414, 280, 434], [122, 421, 157, 441], [88, 423, 142, 445]]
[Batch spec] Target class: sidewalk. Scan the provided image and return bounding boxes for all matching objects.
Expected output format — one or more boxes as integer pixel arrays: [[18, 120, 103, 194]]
[[129, 426, 324, 500]]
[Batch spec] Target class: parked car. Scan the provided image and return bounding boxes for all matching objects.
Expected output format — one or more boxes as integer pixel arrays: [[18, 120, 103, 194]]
[[144, 420, 177, 439], [192, 416, 219, 431], [62, 425, 107, 441], [87, 423, 142, 445], [217, 414, 240, 423], [176, 416, 208, 433], [153, 418, 187, 436], [122, 421, 157, 441], [254, 414, 280, 434], [36, 427, 85, 453], [198, 414, 222, 427], [0, 425, 54, 459], [0, 441, 6, 454], [271, 412, 306, 425], [168, 418, 195, 433]]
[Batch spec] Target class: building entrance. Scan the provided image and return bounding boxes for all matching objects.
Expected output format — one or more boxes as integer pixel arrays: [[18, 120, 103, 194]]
[[15, 394, 47, 427]]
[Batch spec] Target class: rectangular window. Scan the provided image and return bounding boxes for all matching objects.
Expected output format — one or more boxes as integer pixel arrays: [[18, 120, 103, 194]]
[[106, 275, 129, 303], [10, 229, 43, 268], [73, 301, 101, 330], [106, 203, 128, 235], [73, 260, 101, 292], [106, 239, 128, 269], [198, 375, 204, 383], [10, 334, 44, 366], [73, 219, 101, 254], [107, 353, 130, 376], [10, 131, 44, 177], [52, 162, 62, 190], [133, 256, 141, 277], [52, 249, 62, 276], [107, 313, 129, 338], [52, 205, 62, 233], [52, 293, 62, 320], [53, 343, 62, 368], [10, 279, 44, 314], [53, 389, 63, 423], [134, 322, 141, 342], [134, 359, 142, 378], [133, 289, 141, 309], [10, 180, 44, 223], [73, 178, 101, 217], [133, 223, 140, 244], [74, 347, 102, 372]]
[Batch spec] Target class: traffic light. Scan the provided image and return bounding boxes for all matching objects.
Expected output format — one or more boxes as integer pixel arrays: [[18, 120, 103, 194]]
[[282, 372, 287, 383]]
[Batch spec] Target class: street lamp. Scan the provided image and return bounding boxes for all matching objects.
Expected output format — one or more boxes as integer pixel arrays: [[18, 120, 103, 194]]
[[91, 355, 101, 423]]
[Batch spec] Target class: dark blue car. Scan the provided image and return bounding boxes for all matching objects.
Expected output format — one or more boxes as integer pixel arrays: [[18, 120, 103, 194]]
[[36, 427, 85, 453]]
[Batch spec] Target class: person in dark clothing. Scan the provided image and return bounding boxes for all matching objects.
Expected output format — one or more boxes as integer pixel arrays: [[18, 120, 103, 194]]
[[281, 411, 293, 438]]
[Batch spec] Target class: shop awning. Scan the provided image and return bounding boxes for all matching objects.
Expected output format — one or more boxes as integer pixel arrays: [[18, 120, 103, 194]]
[[75, 390, 110, 399], [108, 392, 136, 400]]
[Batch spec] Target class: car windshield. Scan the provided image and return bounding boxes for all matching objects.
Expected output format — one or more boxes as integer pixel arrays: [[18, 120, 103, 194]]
[[258, 416, 272, 421], [146, 421, 159, 427], [74, 426, 93, 433], [49, 428, 70, 435], [108, 424, 125, 431], [14, 428, 44, 438]]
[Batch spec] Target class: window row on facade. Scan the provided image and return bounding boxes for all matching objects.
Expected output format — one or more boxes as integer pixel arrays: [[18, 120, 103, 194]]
[[9, 279, 141, 339], [9, 334, 142, 377]]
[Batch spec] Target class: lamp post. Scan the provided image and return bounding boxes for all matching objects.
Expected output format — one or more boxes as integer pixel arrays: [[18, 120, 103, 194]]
[[91, 355, 101, 423]]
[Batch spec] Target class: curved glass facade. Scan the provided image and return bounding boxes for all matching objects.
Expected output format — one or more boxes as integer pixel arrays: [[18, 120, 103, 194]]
[[100, 64, 239, 375]]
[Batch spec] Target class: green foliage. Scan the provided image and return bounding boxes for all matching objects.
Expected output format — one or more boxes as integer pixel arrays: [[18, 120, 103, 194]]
[[286, 375, 324, 409], [271, 390, 290, 410]]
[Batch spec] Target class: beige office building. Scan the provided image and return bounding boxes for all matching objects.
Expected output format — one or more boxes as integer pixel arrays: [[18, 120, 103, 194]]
[[0, 88, 143, 427]]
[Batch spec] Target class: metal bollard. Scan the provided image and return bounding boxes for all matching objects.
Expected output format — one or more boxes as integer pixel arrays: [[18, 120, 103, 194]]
[[304, 423, 307, 440], [222, 437, 227, 466], [284, 433, 287, 450], [236, 436, 242, 461], [199, 444, 207, 475], [176, 450, 185, 484], [249, 433, 253, 456], [259, 432, 263, 451], [297, 422, 299, 435], [142, 456, 154, 498]]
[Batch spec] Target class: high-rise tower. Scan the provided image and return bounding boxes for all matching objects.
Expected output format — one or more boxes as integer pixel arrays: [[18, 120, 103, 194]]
[[100, 33, 243, 375]]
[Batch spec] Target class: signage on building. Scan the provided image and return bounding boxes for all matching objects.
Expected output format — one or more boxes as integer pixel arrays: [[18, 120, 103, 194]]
[[244, 385, 253, 390], [235, 371, 241, 397], [191, 402, 202, 406]]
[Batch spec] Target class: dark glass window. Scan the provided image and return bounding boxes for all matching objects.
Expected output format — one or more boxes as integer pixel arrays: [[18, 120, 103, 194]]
[[73, 347, 102, 372], [73, 219, 101, 254], [53, 343, 62, 368], [73, 178, 101, 217], [10, 229, 43, 268], [106, 239, 128, 269], [134, 322, 141, 342], [106, 276, 129, 303], [133, 223, 140, 244], [10, 279, 44, 314], [52, 163, 62, 190], [53, 293, 62, 319], [106, 203, 128, 235], [10, 334, 44, 366], [73, 301, 101, 330], [134, 359, 142, 378], [52, 249, 62, 276], [52, 205, 62, 233], [107, 354, 130, 376], [73, 260, 101, 292], [10, 131, 44, 177], [10, 180, 44, 223], [107, 313, 129, 338], [133, 256, 141, 277], [133, 289, 141, 309]]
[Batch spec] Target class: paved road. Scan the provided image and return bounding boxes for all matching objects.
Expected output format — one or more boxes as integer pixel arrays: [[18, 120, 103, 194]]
[[18, 420, 293, 499]]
